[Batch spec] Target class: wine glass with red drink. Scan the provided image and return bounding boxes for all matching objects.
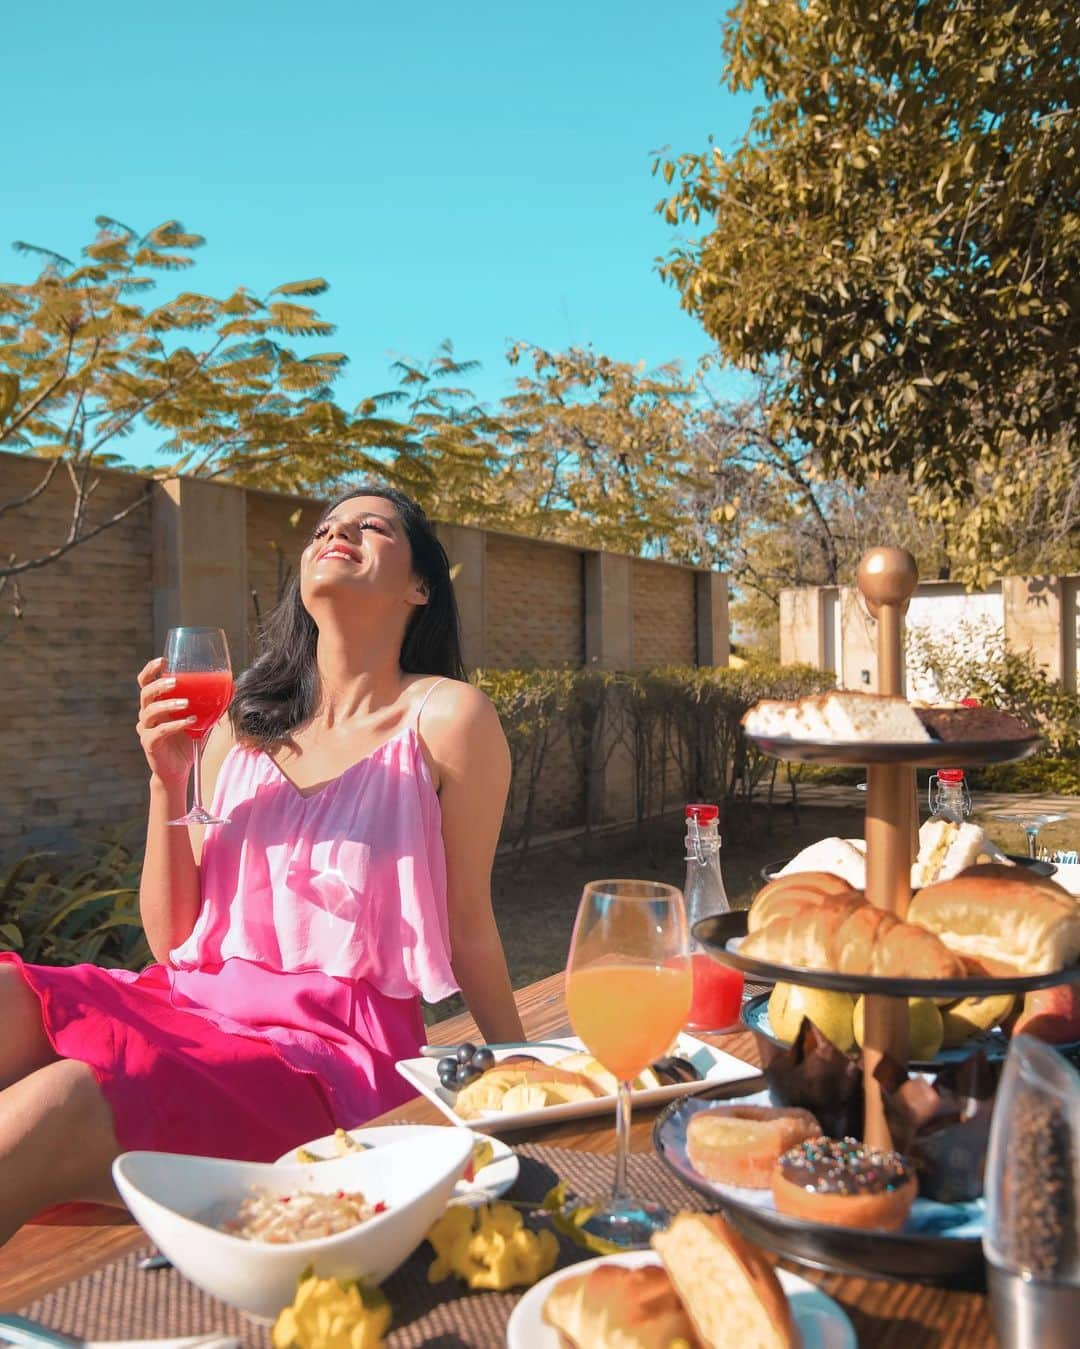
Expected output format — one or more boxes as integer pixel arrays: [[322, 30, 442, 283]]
[[164, 626, 233, 827]]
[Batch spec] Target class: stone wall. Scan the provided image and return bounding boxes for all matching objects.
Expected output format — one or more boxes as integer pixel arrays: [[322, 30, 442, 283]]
[[0, 454, 155, 852], [631, 559, 696, 668], [484, 532, 584, 668], [1, 452, 727, 855]]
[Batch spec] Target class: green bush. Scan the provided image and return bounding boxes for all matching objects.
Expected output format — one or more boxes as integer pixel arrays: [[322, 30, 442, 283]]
[[474, 662, 834, 850], [907, 622, 1080, 793], [908, 623, 1080, 755], [0, 824, 149, 970]]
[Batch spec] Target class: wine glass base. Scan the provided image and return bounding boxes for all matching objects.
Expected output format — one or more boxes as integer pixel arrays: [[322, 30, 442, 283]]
[[168, 808, 229, 826], [581, 1199, 670, 1248]]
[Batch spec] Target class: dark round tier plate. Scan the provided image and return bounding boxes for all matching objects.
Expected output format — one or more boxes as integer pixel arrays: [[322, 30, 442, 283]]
[[653, 1090, 986, 1286], [694, 910, 1080, 999], [746, 732, 1041, 768], [739, 992, 1080, 1070]]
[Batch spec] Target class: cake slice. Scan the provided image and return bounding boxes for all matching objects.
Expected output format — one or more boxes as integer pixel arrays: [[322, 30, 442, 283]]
[[743, 691, 930, 743], [652, 1211, 798, 1348], [816, 691, 930, 741]]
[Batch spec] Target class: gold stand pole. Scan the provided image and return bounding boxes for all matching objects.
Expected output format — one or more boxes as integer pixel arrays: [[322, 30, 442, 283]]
[[856, 549, 918, 1152]]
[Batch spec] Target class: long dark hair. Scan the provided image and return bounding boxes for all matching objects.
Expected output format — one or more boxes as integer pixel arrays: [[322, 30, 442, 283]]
[[231, 484, 465, 747]]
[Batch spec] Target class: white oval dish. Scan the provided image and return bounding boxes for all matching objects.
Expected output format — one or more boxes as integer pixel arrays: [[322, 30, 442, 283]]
[[273, 1124, 519, 1202], [113, 1130, 472, 1321]]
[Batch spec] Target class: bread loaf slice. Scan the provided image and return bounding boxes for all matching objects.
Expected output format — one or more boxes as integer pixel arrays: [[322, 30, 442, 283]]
[[652, 1211, 798, 1348]]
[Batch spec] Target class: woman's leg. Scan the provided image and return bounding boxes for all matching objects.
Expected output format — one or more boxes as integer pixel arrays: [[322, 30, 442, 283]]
[[0, 1058, 121, 1245], [0, 964, 58, 1089]]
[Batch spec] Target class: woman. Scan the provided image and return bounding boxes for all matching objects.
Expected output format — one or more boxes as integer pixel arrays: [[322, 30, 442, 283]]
[[0, 485, 523, 1242]]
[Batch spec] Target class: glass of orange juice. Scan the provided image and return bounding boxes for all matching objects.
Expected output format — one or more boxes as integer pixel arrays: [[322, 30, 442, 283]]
[[566, 878, 691, 1246]]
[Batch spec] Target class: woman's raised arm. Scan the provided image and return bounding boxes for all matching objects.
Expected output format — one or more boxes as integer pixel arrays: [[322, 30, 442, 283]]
[[135, 658, 231, 962]]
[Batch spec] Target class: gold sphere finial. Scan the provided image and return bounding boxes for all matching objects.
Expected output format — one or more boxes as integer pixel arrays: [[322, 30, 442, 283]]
[[857, 547, 918, 617]]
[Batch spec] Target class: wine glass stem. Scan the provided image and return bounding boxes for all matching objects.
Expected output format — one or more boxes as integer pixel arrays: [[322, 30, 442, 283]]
[[1026, 827, 1038, 859], [611, 1079, 633, 1209], [191, 737, 206, 815]]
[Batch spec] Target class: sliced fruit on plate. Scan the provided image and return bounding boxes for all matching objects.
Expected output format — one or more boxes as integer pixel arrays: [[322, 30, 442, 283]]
[[555, 1051, 660, 1093], [501, 1084, 551, 1112]]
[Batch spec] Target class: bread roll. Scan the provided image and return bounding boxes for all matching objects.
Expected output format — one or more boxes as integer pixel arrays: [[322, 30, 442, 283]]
[[747, 872, 863, 933], [741, 895, 966, 979], [541, 1262, 699, 1349], [686, 1105, 821, 1188], [652, 1211, 798, 1348], [908, 866, 1080, 974]]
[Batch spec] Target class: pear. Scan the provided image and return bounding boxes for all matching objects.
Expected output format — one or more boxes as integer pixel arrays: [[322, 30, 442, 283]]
[[768, 982, 856, 1052], [853, 996, 944, 1060], [940, 994, 1015, 1048]]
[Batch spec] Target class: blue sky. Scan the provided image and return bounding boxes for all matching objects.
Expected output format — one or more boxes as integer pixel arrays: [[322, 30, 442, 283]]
[[4, 2, 757, 437]]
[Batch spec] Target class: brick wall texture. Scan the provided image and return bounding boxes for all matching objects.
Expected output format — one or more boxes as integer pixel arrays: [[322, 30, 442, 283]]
[[245, 490, 322, 635], [632, 559, 697, 668], [485, 533, 584, 668], [1, 455, 709, 855], [0, 455, 154, 853]]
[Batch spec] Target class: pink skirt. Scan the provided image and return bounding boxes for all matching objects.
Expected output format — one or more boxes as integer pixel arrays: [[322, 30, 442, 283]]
[[2, 953, 420, 1162]]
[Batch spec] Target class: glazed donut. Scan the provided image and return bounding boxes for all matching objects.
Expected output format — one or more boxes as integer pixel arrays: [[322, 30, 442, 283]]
[[771, 1136, 917, 1230], [686, 1105, 822, 1189]]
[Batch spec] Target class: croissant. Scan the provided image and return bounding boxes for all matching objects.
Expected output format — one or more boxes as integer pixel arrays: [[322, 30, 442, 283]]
[[741, 893, 965, 979]]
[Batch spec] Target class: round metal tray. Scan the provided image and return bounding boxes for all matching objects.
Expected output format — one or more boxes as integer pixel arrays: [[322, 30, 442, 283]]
[[747, 732, 1042, 768], [694, 910, 1080, 999], [653, 1090, 985, 1287]]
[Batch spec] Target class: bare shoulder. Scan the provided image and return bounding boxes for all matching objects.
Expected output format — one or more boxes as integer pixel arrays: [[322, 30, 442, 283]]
[[413, 678, 506, 761]]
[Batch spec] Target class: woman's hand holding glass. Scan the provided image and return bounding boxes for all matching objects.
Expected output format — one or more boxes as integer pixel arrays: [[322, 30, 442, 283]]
[[137, 656, 198, 786], [137, 628, 233, 825]]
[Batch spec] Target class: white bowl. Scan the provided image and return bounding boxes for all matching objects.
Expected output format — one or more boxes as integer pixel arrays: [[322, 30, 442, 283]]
[[112, 1130, 473, 1320]]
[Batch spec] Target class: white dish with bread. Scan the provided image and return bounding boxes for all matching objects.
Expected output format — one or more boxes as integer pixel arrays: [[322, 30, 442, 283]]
[[507, 1215, 856, 1348], [395, 1035, 760, 1134]]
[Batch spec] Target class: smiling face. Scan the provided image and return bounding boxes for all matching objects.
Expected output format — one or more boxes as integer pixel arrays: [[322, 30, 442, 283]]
[[299, 494, 429, 625]]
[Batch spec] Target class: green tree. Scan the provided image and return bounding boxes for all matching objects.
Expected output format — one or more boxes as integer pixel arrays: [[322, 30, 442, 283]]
[[0, 217, 408, 612], [655, 1, 1079, 580], [670, 374, 946, 648], [489, 343, 698, 554], [364, 339, 508, 524]]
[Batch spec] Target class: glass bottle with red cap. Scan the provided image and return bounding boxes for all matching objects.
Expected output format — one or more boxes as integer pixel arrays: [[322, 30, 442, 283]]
[[928, 697, 978, 821], [683, 803, 744, 1032], [929, 768, 972, 821]]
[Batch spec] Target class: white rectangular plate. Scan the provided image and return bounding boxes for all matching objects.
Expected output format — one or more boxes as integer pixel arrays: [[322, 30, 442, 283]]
[[395, 1033, 761, 1134]]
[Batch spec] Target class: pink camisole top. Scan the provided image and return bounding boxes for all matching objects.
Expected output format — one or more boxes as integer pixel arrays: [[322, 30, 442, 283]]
[[165, 681, 458, 1125]]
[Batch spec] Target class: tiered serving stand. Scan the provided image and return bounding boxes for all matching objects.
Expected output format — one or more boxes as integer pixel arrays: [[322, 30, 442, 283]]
[[659, 547, 1080, 1284]]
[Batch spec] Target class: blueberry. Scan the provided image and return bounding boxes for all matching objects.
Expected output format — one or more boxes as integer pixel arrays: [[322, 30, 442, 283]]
[[456, 1042, 478, 1064], [455, 1061, 478, 1086], [471, 1047, 495, 1073]]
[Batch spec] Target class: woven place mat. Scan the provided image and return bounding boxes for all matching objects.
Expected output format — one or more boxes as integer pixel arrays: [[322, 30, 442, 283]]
[[20, 1144, 712, 1348]]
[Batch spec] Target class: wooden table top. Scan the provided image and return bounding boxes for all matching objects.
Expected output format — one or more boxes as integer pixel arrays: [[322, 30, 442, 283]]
[[0, 971, 996, 1346]]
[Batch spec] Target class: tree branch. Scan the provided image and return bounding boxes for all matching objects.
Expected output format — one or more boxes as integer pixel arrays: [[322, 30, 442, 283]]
[[0, 487, 152, 580]]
